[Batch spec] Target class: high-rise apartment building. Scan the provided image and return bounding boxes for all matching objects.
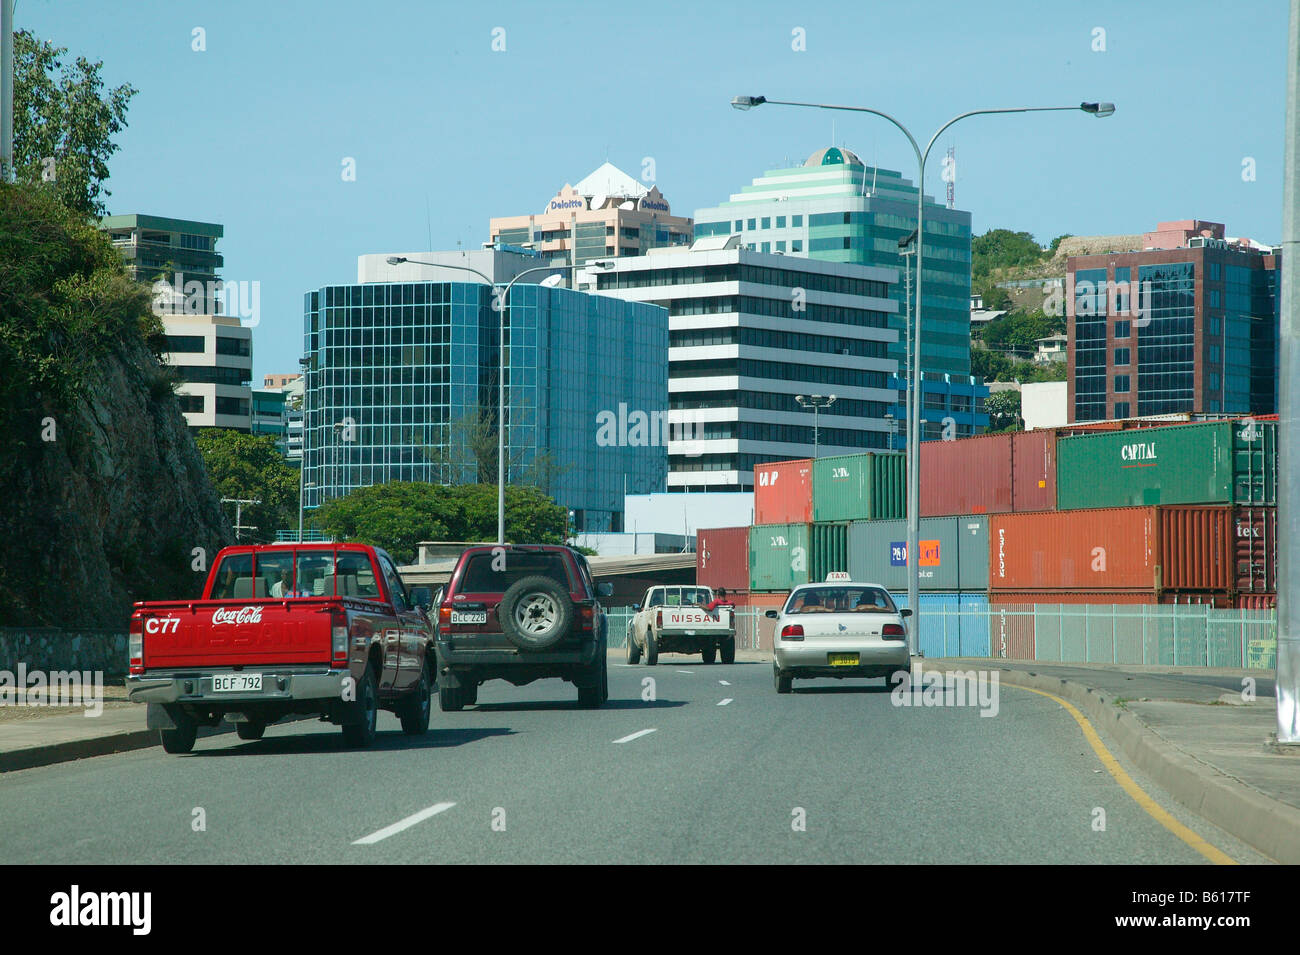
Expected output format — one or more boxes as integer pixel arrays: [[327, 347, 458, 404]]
[[584, 237, 899, 492], [489, 162, 692, 268], [692, 147, 981, 439], [1067, 220, 1279, 421]]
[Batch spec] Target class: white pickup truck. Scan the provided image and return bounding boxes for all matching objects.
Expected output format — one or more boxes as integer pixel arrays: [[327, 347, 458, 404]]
[[626, 585, 736, 665]]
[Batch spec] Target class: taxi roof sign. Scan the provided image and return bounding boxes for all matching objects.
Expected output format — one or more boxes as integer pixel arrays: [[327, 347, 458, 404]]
[[825, 571, 851, 581]]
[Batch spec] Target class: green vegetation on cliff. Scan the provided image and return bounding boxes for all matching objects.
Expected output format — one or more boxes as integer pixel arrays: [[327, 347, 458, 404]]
[[0, 183, 232, 628]]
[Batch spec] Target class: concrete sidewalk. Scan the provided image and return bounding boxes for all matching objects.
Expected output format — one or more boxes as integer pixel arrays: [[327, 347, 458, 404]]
[[925, 658, 1300, 864]]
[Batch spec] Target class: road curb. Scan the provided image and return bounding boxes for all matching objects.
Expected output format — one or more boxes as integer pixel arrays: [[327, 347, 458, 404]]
[[932, 663, 1300, 864], [0, 716, 318, 775]]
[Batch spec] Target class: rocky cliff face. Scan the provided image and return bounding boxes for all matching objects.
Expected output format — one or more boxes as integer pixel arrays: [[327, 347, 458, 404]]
[[0, 335, 232, 629]]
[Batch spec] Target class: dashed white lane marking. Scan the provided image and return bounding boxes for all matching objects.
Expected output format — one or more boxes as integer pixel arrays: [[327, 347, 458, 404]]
[[717, 698, 733, 706], [677, 670, 694, 674], [719, 680, 731, 686], [613, 728, 657, 744], [352, 802, 456, 845]]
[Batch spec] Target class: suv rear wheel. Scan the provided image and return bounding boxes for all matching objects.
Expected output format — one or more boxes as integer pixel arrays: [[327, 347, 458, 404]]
[[500, 576, 575, 651], [577, 639, 608, 709]]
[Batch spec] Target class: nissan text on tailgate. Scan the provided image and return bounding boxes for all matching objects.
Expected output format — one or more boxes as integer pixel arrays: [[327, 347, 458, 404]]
[[128, 543, 436, 753], [435, 545, 613, 709]]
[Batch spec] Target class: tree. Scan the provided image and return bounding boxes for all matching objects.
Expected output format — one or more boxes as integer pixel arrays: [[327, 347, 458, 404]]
[[985, 391, 1022, 432], [310, 481, 569, 564], [1048, 234, 1073, 256], [195, 429, 300, 543], [421, 398, 568, 493], [11, 30, 138, 216]]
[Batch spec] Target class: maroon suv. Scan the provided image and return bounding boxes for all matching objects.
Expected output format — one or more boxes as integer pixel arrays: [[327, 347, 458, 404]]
[[434, 545, 612, 709]]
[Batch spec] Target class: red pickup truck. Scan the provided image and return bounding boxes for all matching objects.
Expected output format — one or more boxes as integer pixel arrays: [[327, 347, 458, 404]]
[[127, 543, 436, 753]]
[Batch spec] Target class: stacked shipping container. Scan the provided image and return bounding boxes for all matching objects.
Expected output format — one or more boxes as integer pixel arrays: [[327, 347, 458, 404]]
[[696, 418, 1279, 631]]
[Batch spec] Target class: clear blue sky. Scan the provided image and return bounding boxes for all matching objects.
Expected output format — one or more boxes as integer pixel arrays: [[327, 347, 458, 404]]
[[20, 0, 1288, 382]]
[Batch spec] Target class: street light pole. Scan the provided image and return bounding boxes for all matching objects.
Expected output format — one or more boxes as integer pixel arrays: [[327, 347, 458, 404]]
[[388, 255, 611, 544], [795, 394, 836, 458], [1276, 0, 1300, 743], [732, 94, 1114, 651]]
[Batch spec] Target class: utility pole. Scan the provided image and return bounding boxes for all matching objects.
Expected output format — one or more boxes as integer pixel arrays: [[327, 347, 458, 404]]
[[222, 497, 260, 542], [1276, 0, 1300, 743], [1, 0, 15, 182]]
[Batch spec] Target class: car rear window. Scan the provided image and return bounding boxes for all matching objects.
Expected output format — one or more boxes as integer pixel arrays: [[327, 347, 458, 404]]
[[784, 586, 896, 614], [209, 549, 381, 600], [456, 551, 573, 595]]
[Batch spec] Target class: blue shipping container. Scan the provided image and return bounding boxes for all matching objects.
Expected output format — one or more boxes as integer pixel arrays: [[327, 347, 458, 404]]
[[890, 592, 991, 659]]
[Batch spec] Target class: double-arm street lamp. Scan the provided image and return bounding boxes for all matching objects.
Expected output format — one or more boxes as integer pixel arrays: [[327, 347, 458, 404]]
[[386, 254, 613, 544], [795, 393, 836, 458], [733, 94, 1115, 649]]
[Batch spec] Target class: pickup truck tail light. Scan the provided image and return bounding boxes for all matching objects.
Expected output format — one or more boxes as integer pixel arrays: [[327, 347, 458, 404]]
[[881, 623, 906, 639], [129, 616, 144, 674], [780, 624, 804, 641], [331, 609, 349, 666], [656, 610, 663, 629], [580, 605, 594, 631]]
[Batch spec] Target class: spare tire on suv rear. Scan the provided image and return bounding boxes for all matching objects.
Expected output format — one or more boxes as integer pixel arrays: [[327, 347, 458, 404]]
[[500, 575, 576, 651]]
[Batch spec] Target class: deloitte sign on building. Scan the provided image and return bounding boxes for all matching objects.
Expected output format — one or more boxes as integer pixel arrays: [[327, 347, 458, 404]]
[[490, 161, 693, 267]]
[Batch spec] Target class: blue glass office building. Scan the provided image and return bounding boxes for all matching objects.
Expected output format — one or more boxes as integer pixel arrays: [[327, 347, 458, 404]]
[[302, 280, 668, 531]]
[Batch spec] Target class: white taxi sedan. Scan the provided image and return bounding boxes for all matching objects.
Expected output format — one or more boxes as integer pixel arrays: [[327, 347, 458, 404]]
[[767, 582, 912, 694]]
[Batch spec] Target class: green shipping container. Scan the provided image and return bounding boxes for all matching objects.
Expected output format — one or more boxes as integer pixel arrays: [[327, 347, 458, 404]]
[[810, 522, 849, 583], [812, 452, 907, 522], [1057, 421, 1277, 509], [749, 523, 811, 592]]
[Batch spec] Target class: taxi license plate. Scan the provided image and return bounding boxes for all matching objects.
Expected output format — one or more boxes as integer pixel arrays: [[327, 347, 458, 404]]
[[451, 611, 487, 625], [827, 653, 860, 667], [212, 673, 262, 693]]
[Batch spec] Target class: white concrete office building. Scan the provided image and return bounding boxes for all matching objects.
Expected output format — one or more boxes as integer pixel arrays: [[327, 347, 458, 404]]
[[584, 237, 899, 492]]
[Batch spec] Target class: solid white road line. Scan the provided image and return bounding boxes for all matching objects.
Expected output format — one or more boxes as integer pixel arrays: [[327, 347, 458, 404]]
[[613, 728, 658, 744], [717, 698, 733, 706], [352, 802, 456, 845]]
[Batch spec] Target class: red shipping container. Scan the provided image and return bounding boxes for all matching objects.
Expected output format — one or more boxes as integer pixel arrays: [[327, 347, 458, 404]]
[[1233, 506, 1277, 594], [987, 595, 1036, 659], [989, 506, 1232, 593], [1236, 593, 1277, 610], [920, 434, 1013, 516], [1011, 430, 1056, 512], [754, 458, 812, 524], [991, 591, 1158, 606], [696, 526, 750, 593]]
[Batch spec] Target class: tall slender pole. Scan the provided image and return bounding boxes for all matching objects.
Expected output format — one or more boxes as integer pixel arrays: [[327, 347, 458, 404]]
[[1276, 0, 1300, 742], [0, 0, 13, 183], [909, 165, 925, 640]]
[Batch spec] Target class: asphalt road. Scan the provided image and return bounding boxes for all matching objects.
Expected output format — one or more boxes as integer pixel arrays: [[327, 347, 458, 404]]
[[0, 655, 1273, 864]]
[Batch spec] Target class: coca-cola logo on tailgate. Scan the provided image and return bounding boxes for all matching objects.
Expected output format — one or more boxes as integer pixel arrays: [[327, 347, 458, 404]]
[[212, 606, 263, 625]]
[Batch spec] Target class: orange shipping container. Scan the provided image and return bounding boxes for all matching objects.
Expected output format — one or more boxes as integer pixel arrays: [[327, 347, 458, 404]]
[[989, 506, 1233, 593], [754, 459, 813, 525]]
